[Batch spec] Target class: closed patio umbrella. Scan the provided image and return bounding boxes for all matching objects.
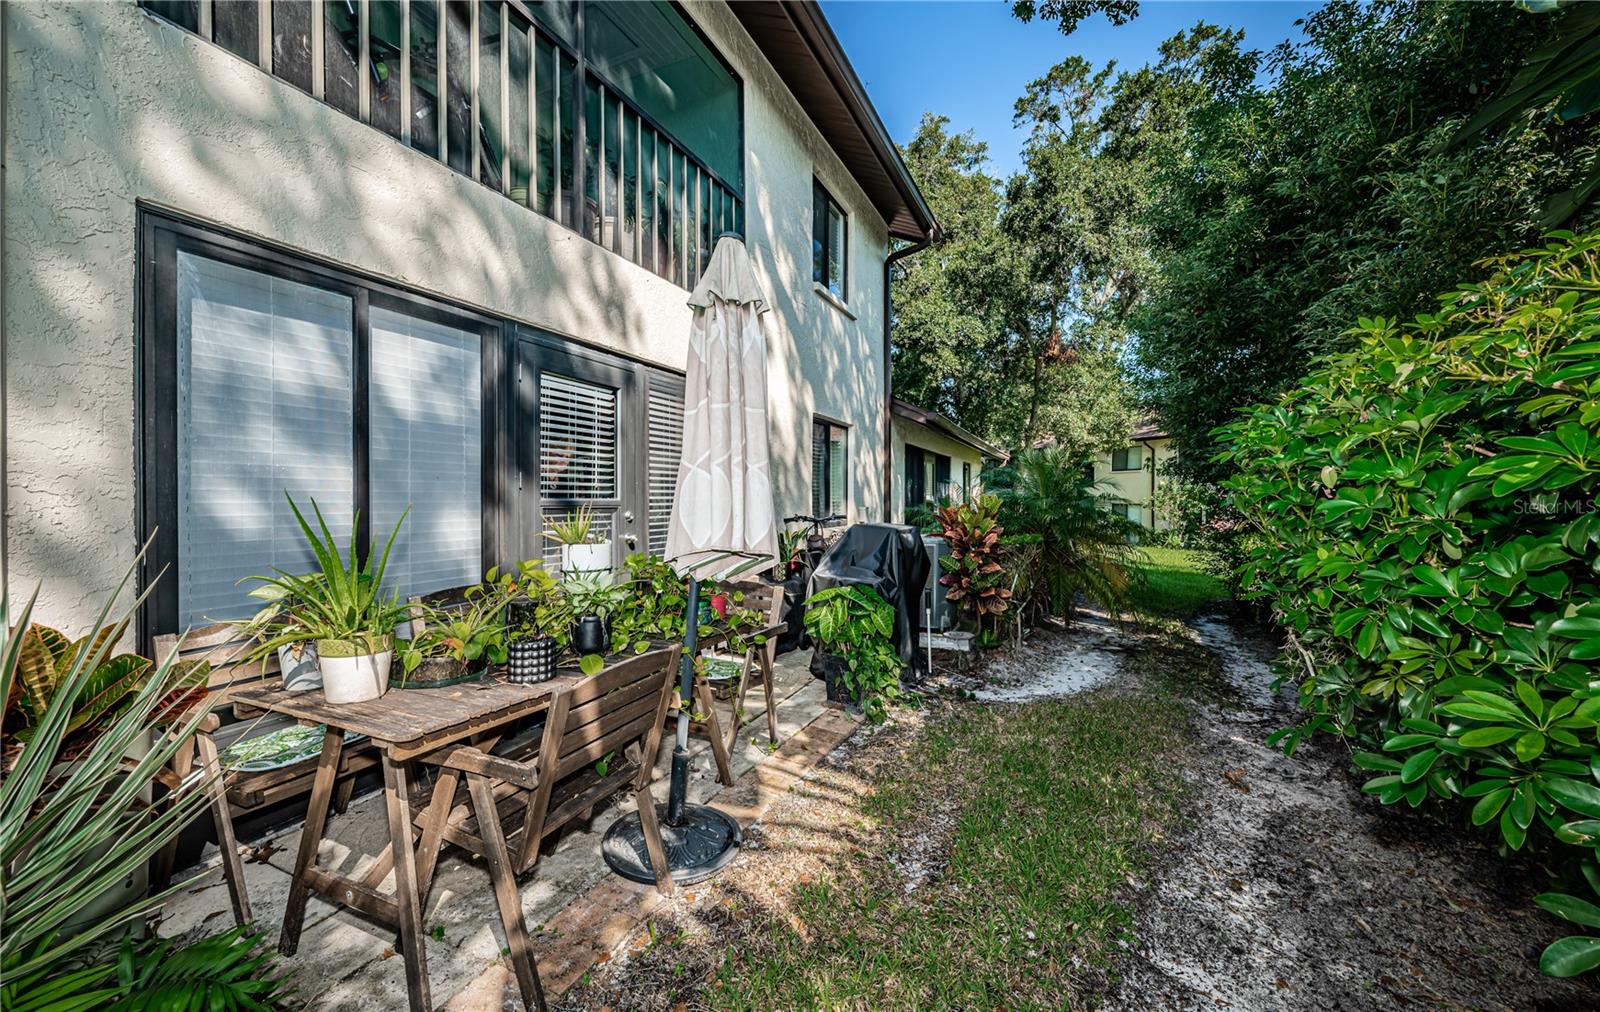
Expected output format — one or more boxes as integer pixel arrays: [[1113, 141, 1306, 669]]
[[603, 233, 778, 885]]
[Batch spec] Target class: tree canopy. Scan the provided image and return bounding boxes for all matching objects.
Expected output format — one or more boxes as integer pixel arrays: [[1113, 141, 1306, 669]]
[[892, 0, 1600, 471]]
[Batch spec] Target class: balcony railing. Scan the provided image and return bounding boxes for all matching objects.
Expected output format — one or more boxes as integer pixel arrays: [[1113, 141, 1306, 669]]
[[141, 0, 742, 289]]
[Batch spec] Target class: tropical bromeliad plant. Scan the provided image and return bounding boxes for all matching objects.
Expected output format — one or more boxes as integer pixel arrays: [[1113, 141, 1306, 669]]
[[935, 494, 1012, 645], [1, 568, 289, 1010], [1219, 230, 1600, 976]]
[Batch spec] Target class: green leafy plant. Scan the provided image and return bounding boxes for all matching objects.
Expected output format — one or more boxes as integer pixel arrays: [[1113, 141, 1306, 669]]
[[240, 494, 410, 659], [397, 589, 507, 681], [563, 572, 626, 624], [103, 928, 290, 1011], [1, 568, 286, 1010], [803, 585, 902, 723], [545, 505, 604, 546], [610, 553, 689, 652], [985, 449, 1136, 620], [1218, 231, 1600, 973], [935, 494, 1013, 642]]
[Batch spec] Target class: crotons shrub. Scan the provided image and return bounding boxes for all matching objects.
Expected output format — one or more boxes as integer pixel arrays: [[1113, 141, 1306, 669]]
[[936, 494, 1012, 643], [1219, 231, 1600, 975]]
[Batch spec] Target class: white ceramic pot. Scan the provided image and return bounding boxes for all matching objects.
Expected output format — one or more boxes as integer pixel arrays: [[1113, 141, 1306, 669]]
[[279, 642, 322, 693], [317, 641, 392, 704], [562, 541, 612, 575]]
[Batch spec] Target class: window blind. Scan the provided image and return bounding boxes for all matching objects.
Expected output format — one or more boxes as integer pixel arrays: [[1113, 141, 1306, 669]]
[[369, 307, 483, 598], [540, 372, 618, 499], [176, 253, 355, 627], [647, 372, 685, 556]]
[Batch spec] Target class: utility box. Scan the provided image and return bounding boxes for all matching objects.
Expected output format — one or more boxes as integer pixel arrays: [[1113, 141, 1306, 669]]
[[922, 535, 954, 632]]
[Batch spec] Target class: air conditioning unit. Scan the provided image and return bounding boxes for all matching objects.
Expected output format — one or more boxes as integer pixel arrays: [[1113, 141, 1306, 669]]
[[921, 535, 954, 632]]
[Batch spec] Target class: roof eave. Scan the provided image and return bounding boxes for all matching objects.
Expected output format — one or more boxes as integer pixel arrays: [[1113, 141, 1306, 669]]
[[731, 2, 938, 242]]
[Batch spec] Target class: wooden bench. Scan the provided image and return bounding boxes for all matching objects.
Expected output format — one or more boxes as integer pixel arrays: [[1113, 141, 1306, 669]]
[[153, 622, 381, 925], [408, 646, 682, 1011]]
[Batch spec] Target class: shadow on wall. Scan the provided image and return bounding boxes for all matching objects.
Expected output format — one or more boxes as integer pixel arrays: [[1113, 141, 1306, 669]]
[[6, 3, 888, 629]]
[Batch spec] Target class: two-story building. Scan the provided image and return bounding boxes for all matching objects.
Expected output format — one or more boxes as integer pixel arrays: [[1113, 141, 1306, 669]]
[[2, 0, 937, 644], [1089, 420, 1174, 531]]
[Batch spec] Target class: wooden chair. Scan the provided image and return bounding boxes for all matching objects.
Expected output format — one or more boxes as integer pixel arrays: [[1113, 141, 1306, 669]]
[[153, 623, 381, 925], [408, 646, 682, 1012], [722, 581, 786, 755], [685, 582, 787, 786], [402, 583, 482, 639]]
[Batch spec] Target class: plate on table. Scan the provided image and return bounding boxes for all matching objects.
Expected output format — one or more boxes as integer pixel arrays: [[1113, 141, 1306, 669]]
[[221, 724, 369, 772]]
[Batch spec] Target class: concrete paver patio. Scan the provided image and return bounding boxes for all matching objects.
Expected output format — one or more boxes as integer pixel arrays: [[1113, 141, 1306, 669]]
[[159, 649, 851, 1010]]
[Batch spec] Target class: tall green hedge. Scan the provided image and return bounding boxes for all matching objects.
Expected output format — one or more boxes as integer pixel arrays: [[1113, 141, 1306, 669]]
[[1219, 232, 1600, 963]]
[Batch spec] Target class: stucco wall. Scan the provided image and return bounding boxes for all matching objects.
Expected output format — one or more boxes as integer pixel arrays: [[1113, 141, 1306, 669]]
[[3, 0, 890, 631], [889, 415, 984, 522], [1090, 437, 1174, 529]]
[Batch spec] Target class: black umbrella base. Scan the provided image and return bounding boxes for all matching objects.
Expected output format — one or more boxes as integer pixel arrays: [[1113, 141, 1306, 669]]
[[602, 804, 742, 886]]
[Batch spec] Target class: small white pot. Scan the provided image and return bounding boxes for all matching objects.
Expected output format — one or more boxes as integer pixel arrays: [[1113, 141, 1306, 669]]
[[562, 541, 612, 575], [317, 642, 392, 704], [279, 642, 322, 693]]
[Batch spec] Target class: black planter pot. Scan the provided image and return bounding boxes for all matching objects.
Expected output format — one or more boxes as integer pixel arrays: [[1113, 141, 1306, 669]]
[[810, 650, 855, 704], [507, 635, 559, 684], [569, 615, 610, 657], [763, 571, 808, 654]]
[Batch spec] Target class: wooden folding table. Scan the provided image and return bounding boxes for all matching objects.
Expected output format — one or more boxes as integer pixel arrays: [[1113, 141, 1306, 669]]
[[230, 671, 582, 1012]]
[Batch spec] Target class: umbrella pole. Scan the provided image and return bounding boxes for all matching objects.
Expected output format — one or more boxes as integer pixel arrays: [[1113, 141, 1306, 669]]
[[602, 575, 742, 885], [667, 578, 700, 826]]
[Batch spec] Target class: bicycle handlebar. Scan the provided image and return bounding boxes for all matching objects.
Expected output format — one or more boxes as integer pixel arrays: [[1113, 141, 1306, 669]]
[[783, 513, 845, 527]]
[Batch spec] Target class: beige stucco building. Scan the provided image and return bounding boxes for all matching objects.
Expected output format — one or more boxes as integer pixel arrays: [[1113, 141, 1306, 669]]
[[1089, 421, 1175, 530], [2, 0, 936, 641], [888, 398, 1005, 522]]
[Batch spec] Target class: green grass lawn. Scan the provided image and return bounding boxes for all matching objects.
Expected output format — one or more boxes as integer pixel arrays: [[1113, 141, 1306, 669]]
[[706, 688, 1189, 1009], [1128, 545, 1228, 620]]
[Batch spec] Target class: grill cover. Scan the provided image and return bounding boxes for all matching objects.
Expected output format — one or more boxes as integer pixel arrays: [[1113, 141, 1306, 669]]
[[809, 523, 931, 683]]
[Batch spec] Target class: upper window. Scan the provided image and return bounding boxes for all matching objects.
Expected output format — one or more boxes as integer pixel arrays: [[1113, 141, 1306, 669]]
[[813, 179, 847, 300], [585, 1, 741, 189], [1112, 446, 1142, 472], [811, 420, 847, 521], [140, 0, 742, 290]]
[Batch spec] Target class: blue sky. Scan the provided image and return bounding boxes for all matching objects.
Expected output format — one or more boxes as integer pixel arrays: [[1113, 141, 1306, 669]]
[[820, 0, 1321, 178]]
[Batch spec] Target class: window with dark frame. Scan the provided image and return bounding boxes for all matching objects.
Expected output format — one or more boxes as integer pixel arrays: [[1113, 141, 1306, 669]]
[[811, 420, 847, 521], [812, 178, 847, 300], [1111, 446, 1142, 472], [138, 0, 744, 290], [136, 212, 691, 653], [138, 216, 496, 646]]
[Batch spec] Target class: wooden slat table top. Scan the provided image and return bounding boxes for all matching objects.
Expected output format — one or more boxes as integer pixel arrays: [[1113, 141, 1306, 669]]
[[224, 621, 784, 755], [229, 672, 582, 753]]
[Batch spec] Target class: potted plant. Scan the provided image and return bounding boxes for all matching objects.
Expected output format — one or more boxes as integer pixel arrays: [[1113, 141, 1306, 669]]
[[396, 592, 503, 689], [546, 506, 611, 575], [561, 571, 625, 663], [243, 494, 409, 705], [487, 559, 564, 683]]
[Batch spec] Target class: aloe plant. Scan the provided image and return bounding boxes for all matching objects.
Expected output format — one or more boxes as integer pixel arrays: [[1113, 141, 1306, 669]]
[[241, 494, 410, 656]]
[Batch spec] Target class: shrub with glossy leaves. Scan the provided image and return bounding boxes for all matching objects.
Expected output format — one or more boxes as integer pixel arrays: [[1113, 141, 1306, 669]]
[[1219, 231, 1600, 973]]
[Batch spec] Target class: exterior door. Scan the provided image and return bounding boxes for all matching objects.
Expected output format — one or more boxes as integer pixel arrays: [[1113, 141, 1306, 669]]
[[514, 330, 686, 570], [904, 445, 926, 520], [516, 331, 645, 570]]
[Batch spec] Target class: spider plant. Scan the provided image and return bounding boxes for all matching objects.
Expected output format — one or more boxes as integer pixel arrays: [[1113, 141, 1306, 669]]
[[1, 566, 285, 1009], [240, 494, 410, 658]]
